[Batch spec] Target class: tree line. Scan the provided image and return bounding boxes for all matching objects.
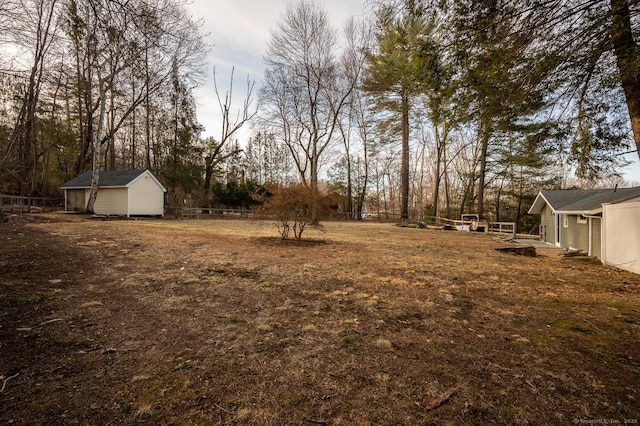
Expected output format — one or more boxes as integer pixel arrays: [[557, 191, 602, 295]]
[[1, 0, 207, 209], [1, 0, 638, 231]]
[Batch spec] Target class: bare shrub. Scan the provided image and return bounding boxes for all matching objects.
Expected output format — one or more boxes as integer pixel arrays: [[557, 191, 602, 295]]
[[252, 183, 331, 240]]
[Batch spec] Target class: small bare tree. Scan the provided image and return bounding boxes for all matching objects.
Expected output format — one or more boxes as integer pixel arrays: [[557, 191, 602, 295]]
[[203, 66, 257, 196], [253, 183, 331, 240]]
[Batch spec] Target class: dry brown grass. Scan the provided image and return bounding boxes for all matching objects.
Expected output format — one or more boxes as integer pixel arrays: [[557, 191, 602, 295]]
[[1, 213, 639, 425]]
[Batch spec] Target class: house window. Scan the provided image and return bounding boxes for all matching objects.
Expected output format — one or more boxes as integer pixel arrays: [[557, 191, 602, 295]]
[[577, 215, 587, 224], [563, 215, 569, 228]]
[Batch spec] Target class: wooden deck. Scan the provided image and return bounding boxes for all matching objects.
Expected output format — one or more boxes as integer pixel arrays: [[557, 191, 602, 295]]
[[511, 237, 564, 254]]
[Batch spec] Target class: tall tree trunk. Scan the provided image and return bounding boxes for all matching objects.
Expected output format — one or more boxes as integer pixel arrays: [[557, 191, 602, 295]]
[[86, 77, 107, 214], [477, 120, 491, 219], [204, 156, 214, 194], [131, 78, 136, 169], [495, 183, 502, 222], [41, 72, 61, 194], [515, 166, 524, 234], [443, 141, 451, 217], [12, 51, 42, 195], [400, 87, 410, 220], [76, 72, 94, 176], [310, 148, 319, 223], [145, 47, 152, 169], [433, 125, 442, 218], [358, 140, 369, 220], [70, 3, 90, 176], [171, 87, 179, 192], [610, 0, 640, 160], [346, 154, 353, 217], [108, 89, 116, 170]]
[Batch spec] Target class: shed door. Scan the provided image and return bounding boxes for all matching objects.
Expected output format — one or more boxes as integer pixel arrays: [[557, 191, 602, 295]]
[[66, 189, 85, 211], [603, 202, 639, 274]]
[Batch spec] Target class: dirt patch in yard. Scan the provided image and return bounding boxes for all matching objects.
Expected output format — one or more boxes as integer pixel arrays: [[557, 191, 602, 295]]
[[1, 213, 639, 425]]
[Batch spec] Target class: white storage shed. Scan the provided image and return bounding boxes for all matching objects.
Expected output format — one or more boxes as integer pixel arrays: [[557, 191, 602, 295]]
[[60, 169, 166, 217], [602, 201, 640, 274]]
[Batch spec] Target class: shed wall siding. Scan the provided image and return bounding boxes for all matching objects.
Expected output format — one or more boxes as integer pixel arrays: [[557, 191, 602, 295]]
[[591, 218, 601, 259], [603, 202, 640, 274], [540, 205, 555, 243], [128, 174, 164, 215], [559, 214, 589, 253], [93, 188, 128, 215]]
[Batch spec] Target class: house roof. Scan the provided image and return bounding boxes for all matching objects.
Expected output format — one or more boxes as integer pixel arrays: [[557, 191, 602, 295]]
[[528, 187, 640, 215], [60, 169, 166, 191]]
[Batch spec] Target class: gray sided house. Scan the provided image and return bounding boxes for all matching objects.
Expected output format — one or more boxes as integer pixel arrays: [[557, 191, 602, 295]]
[[528, 187, 640, 274], [60, 169, 166, 217]]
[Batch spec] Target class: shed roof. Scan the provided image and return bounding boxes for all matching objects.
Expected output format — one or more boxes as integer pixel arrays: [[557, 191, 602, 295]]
[[528, 187, 640, 215], [60, 169, 165, 191]]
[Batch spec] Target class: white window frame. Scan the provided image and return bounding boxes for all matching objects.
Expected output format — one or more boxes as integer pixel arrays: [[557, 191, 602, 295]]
[[563, 215, 569, 228]]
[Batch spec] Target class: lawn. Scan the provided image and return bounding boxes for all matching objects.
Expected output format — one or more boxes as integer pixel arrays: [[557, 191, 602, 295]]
[[1, 213, 639, 425]]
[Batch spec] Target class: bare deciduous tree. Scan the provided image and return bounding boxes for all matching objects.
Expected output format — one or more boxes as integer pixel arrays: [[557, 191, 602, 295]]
[[73, 0, 206, 213], [0, 0, 61, 195], [336, 17, 373, 219], [203, 66, 257, 197], [260, 0, 359, 222]]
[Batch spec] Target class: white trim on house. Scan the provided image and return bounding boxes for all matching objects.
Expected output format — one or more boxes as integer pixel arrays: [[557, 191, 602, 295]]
[[126, 170, 167, 192], [529, 192, 552, 215]]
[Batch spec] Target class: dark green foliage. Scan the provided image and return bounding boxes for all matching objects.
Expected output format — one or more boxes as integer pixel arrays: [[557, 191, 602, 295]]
[[571, 96, 631, 180], [158, 61, 204, 197], [210, 179, 264, 210], [521, 0, 637, 179]]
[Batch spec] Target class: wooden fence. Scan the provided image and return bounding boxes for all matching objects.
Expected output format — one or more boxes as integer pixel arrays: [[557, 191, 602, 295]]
[[0, 194, 63, 214], [164, 207, 516, 236], [327, 211, 403, 221], [165, 207, 252, 220], [166, 208, 408, 222]]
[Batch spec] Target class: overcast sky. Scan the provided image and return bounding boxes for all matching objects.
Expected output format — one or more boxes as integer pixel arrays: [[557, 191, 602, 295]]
[[187, 0, 370, 142]]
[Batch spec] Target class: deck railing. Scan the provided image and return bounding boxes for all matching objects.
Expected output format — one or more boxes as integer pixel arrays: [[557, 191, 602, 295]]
[[423, 215, 516, 237], [487, 221, 517, 237]]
